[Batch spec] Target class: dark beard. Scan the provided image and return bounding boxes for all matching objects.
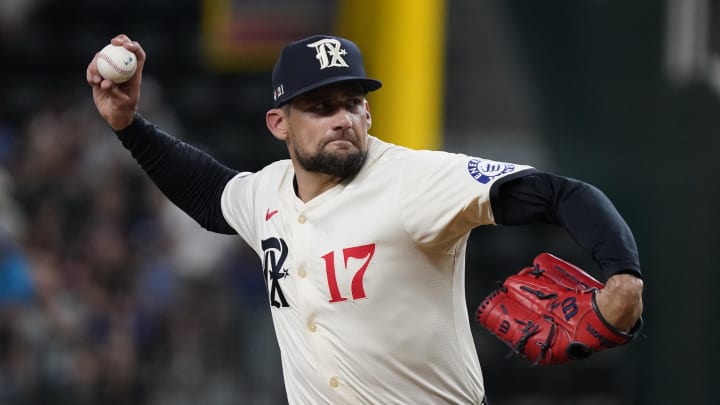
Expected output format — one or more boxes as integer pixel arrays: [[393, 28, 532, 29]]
[[295, 147, 367, 178]]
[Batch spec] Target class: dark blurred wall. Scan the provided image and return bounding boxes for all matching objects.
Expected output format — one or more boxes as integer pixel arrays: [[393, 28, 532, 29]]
[[453, 1, 719, 403]]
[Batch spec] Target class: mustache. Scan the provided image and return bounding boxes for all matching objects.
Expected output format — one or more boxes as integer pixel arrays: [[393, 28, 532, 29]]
[[321, 130, 357, 147]]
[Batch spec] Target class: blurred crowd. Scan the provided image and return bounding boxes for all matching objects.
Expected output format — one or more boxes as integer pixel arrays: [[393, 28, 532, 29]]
[[0, 80, 285, 405]]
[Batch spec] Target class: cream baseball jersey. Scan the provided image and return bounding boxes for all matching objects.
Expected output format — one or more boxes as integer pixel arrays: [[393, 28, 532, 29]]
[[220, 135, 533, 404]]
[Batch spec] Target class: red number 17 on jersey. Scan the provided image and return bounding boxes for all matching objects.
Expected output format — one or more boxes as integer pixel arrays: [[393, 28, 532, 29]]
[[321, 243, 376, 303]]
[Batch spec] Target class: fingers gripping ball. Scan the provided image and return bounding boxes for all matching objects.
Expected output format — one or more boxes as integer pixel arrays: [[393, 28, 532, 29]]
[[96, 44, 137, 83], [476, 253, 643, 366]]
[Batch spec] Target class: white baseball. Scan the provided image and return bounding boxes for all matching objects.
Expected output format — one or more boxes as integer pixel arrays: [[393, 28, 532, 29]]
[[96, 44, 137, 83]]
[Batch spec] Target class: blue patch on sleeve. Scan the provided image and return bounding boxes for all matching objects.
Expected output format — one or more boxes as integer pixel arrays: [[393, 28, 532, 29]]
[[467, 158, 516, 184]]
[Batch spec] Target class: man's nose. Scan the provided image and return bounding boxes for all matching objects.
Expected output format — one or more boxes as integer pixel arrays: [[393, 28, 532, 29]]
[[331, 107, 352, 130]]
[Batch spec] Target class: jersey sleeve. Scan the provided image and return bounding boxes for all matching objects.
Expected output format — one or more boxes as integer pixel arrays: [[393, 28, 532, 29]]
[[219, 172, 260, 250], [398, 150, 533, 249]]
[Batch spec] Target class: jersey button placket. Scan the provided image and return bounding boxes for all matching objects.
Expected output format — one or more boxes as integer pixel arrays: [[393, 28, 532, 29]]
[[294, 210, 346, 399]]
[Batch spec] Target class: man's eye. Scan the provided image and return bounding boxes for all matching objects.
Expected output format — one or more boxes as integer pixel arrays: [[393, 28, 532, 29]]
[[347, 99, 362, 111]]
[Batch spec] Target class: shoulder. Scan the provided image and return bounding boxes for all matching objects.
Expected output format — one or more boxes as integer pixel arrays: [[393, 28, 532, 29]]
[[373, 137, 477, 173], [366, 135, 453, 165], [225, 159, 293, 193], [231, 159, 292, 179], [366, 136, 534, 183], [258, 159, 293, 177]]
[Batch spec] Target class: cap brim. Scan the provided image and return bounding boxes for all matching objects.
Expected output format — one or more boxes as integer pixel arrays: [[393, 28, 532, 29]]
[[275, 76, 382, 107]]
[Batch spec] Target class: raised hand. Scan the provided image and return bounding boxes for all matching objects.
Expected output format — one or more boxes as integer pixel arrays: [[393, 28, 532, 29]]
[[86, 34, 146, 130]]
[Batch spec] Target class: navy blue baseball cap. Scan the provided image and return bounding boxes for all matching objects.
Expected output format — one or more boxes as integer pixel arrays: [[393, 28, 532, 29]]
[[271, 35, 382, 107]]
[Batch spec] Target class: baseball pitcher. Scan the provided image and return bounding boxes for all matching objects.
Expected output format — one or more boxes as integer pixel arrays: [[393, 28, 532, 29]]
[[86, 34, 643, 404]]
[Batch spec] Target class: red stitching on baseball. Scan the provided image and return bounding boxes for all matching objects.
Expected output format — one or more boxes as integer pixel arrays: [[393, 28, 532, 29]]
[[98, 52, 134, 75]]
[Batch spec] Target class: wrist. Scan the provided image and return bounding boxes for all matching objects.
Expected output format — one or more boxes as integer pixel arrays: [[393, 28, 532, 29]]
[[596, 275, 644, 331], [605, 274, 644, 297], [112, 112, 142, 134]]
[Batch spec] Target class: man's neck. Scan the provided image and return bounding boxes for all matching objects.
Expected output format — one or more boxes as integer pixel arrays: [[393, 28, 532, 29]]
[[292, 167, 344, 202]]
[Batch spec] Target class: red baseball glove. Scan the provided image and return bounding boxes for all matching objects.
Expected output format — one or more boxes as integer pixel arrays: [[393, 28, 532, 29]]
[[476, 253, 642, 366]]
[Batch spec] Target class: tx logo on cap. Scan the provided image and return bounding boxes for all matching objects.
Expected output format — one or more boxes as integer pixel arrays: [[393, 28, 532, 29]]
[[306, 38, 349, 70]]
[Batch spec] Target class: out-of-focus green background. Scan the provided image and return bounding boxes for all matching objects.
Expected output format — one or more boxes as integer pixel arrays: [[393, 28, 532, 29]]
[[1, 1, 717, 404]]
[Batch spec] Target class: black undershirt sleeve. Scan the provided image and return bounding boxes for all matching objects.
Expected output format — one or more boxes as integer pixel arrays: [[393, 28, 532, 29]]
[[490, 170, 641, 279], [114, 114, 238, 235]]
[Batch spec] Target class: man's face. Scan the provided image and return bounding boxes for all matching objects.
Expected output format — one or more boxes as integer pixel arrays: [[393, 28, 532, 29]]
[[284, 82, 371, 179]]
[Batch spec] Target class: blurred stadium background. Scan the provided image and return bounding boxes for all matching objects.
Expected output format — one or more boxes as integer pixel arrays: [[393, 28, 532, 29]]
[[1, 0, 718, 404]]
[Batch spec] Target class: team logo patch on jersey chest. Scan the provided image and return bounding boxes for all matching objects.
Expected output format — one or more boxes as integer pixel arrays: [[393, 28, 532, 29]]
[[262, 237, 291, 308], [467, 158, 516, 184]]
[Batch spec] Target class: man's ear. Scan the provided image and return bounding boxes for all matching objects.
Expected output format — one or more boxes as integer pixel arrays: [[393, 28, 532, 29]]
[[266, 108, 288, 140], [364, 99, 372, 129]]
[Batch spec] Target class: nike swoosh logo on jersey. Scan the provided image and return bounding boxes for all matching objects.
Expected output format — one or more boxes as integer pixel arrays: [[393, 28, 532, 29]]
[[265, 209, 279, 221]]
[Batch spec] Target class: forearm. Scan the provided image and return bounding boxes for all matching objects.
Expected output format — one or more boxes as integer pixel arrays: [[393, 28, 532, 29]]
[[115, 114, 238, 234], [554, 179, 640, 277]]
